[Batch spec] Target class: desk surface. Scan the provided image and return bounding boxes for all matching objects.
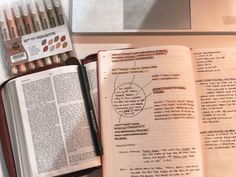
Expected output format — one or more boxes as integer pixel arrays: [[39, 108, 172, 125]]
[[74, 34, 236, 48], [72, 34, 236, 61], [3, 1, 236, 177]]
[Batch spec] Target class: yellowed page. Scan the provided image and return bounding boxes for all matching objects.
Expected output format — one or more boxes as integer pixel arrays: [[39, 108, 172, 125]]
[[98, 45, 203, 177], [193, 47, 236, 177]]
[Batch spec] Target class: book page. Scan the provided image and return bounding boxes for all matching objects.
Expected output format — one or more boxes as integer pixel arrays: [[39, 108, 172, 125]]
[[193, 47, 236, 177], [83, 61, 99, 125], [98, 46, 204, 177], [10, 66, 100, 177], [2, 81, 31, 177], [0, 42, 9, 84]]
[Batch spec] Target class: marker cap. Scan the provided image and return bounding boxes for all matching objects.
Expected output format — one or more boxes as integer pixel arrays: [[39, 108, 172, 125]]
[[11, 1, 21, 18], [44, 0, 53, 10], [18, 0, 29, 16], [28, 0, 37, 14], [37, 0, 46, 12], [4, 3, 14, 20], [53, 0, 61, 8], [0, 7, 5, 23]]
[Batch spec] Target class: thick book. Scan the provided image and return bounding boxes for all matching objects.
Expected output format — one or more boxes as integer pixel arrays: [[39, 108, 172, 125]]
[[0, 63, 101, 177], [97, 45, 236, 177]]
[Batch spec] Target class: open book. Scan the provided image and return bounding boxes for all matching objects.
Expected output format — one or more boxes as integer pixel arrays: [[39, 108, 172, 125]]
[[98, 45, 236, 177], [0, 65, 101, 177]]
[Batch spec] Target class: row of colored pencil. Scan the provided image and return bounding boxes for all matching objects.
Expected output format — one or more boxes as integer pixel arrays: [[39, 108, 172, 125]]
[[0, 0, 68, 75]]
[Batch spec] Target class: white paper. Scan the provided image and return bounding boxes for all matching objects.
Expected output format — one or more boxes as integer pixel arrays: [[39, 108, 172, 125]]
[[13, 66, 100, 177], [193, 47, 236, 177], [98, 45, 204, 177]]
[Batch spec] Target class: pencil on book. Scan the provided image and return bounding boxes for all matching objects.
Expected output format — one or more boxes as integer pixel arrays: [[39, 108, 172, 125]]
[[78, 62, 103, 156]]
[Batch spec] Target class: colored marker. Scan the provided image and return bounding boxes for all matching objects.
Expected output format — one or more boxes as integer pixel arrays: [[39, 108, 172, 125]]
[[11, 2, 26, 36], [5, 3, 27, 74], [53, 0, 73, 61], [0, 6, 18, 75], [44, 0, 58, 27], [28, 0, 48, 67], [45, 0, 68, 62], [52, 0, 64, 25], [37, 0, 60, 64], [12, 1, 36, 71], [19, 0, 35, 34]]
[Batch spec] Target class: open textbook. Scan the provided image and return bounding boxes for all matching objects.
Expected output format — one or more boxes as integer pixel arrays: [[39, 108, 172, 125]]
[[98, 45, 236, 177], [0, 65, 101, 177]]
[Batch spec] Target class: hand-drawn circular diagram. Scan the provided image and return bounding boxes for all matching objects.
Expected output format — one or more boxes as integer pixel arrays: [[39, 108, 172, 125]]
[[112, 83, 146, 118]]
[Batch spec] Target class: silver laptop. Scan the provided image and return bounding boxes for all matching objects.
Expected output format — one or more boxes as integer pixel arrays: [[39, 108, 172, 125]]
[[71, 0, 236, 33]]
